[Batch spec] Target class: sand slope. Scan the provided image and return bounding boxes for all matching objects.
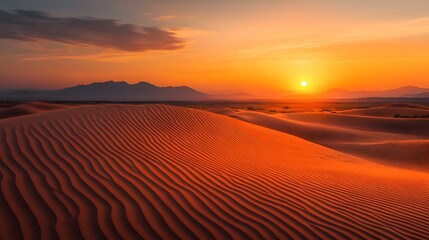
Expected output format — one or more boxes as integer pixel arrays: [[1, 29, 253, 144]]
[[340, 106, 429, 118], [0, 105, 428, 239], [228, 109, 429, 171], [284, 112, 429, 137], [0, 102, 69, 119], [339, 104, 429, 118]]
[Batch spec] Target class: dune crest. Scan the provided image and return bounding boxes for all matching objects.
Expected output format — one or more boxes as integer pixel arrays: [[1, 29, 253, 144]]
[[1, 104, 428, 239], [0, 102, 69, 119]]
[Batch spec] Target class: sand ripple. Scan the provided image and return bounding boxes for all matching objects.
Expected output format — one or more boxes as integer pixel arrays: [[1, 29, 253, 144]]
[[0, 105, 428, 239]]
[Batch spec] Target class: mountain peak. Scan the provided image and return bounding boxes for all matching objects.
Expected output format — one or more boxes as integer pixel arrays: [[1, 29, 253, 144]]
[[133, 81, 157, 87], [0, 80, 209, 101], [94, 80, 128, 85]]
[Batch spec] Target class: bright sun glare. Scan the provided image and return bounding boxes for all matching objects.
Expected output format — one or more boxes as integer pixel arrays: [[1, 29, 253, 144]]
[[300, 81, 308, 87]]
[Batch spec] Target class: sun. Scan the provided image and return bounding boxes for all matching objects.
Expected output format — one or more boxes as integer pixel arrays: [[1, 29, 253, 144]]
[[300, 81, 308, 87]]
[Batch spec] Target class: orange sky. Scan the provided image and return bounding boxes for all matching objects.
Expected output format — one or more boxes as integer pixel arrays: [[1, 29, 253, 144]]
[[1, 1, 429, 97]]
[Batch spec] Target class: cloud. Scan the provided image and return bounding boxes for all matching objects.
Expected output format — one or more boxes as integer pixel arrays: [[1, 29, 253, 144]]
[[240, 16, 429, 56], [154, 15, 177, 21], [0, 9, 185, 52]]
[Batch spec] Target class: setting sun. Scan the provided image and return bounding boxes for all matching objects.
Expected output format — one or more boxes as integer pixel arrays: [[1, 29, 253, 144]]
[[301, 81, 308, 88]]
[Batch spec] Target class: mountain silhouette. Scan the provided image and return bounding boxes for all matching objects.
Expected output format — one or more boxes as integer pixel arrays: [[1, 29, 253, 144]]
[[2, 81, 429, 101], [0, 81, 209, 101]]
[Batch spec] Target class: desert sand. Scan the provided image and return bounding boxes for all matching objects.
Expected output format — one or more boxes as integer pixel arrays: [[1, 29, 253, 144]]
[[226, 104, 429, 171], [0, 102, 69, 120], [340, 104, 429, 118], [0, 103, 428, 239]]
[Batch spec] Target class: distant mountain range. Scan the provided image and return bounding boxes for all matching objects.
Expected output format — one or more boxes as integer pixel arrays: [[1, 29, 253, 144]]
[[0, 81, 253, 101], [314, 86, 429, 99], [402, 92, 429, 98], [0, 81, 208, 101], [1, 81, 429, 101]]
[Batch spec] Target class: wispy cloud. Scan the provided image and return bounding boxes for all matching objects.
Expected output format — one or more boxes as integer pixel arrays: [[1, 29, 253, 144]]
[[0, 9, 185, 52], [20, 51, 133, 62], [239, 16, 429, 55], [154, 15, 177, 21]]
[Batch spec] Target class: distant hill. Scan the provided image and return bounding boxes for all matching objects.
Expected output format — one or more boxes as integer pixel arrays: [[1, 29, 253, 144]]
[[0, 81, 210, 101], [402, 92, 429, 98], [316, 86, 429, 99]]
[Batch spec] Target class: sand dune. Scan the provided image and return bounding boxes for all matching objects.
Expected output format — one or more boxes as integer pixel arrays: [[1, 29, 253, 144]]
[[383, 103, 429, 109], [227, 109, 429, 171], [336, 140, 429, 170], [283, 112, 429, 137], [0, 102, 69, 119], [228, 110, 429, 170], [1, 104, 428, 239], [340, 106, 429, 118]]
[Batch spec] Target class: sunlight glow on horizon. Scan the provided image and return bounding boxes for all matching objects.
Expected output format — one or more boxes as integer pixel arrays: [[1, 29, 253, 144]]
[[1, 1, 429, 96]]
